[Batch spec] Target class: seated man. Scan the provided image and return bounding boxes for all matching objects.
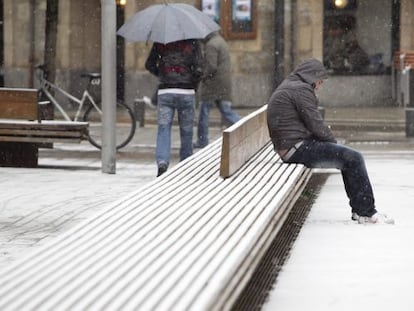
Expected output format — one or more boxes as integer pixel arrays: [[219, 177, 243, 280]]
[[266, 58, 394, 224]]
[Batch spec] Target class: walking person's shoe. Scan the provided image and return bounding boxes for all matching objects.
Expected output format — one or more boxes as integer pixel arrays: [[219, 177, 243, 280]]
[[351, 212, 359, 221], [193, 142, 207, 149], [143, 96, 157, 110], [157, 162, 168, 177], [357, 212, 395, 225]]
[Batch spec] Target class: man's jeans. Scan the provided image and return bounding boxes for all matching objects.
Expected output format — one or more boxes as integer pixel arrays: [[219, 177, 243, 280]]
[[156, 92, 195, 166], [285, 139, 377, 217], [196, 100, 241, 147]]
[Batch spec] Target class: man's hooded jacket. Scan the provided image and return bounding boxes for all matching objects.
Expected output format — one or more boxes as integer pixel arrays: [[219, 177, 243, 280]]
[[267, 58, 337, 151]]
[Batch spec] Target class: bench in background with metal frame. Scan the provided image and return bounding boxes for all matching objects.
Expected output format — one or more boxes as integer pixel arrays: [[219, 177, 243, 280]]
[[0, 87, 88, 167]]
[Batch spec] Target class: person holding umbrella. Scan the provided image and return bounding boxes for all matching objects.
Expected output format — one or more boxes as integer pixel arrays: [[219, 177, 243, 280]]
[[118, 3, 221, 177], [145, 39, 203, 177]]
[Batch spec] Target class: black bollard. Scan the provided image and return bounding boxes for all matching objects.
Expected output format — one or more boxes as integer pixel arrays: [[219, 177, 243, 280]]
[[406, 108, 414, 137]]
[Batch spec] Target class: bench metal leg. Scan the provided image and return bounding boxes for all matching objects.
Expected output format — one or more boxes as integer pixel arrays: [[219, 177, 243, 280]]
[[0, 142, 38, 168]]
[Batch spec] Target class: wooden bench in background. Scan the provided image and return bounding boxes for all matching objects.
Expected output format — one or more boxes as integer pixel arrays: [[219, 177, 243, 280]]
[[0, 87, 88, 167], [0, 105, 311, 310]]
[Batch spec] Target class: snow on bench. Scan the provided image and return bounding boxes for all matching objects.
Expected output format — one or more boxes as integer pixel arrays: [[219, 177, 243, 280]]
[[0, 107, 311, 310], [0, 88, 88, 167]]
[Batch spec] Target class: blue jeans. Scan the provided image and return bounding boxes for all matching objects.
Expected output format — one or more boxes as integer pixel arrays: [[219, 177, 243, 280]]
[[196, 100, 241, 146], [285, 139, 377, 217], [156, 92, 195, 165]]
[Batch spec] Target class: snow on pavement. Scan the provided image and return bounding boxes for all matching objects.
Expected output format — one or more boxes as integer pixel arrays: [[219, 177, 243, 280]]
[[0, 155, 158, 269], [263, 151, 414, 311]]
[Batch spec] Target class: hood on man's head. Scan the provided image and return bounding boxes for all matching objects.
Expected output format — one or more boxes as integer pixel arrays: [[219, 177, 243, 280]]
[[293, 58, 328, 85], [203, 31, 219, 42]]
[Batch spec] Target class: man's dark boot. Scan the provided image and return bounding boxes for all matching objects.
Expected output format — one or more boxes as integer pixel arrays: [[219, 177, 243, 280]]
[[157, 162, 168, 177]]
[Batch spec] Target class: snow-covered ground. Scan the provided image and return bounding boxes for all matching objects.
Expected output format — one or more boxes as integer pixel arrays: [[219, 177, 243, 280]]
[[0, 145, 159, 268], [263, 151, 414, 311], [1, 136, 413, 311]]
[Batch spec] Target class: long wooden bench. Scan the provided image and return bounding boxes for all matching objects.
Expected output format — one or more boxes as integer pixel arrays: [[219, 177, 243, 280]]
[[0, 105, 311, 310], [0, 87, 88, 167]]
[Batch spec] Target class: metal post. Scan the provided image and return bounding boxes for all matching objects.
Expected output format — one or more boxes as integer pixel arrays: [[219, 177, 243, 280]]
[[290, 0, 297, 72], [274, 0, 285, 88], [101, 0, 116, 174], [29, 0, 36, 87]]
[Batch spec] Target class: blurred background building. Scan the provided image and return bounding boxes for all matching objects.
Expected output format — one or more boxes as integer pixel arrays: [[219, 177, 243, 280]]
[[1, 0, 413, 109]]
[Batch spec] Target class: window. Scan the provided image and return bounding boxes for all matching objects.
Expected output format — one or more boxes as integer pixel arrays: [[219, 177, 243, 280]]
[[323, 0, 392, 75], [200, 0, 257, 40]]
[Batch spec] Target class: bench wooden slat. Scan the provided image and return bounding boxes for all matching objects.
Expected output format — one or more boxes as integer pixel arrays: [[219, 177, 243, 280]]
[[0, 120, 88, 144], [0, 88, 38, 120], [0, 129, 86, 137], [0, 120, 88, 131], [0, 136, 83, 144], [220, 105, 269, 177]]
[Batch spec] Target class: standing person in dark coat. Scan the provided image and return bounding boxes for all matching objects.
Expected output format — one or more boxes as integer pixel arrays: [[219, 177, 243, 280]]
[[267, 58, 394, 224], [145, 39, 203, 177], [194, 32, 240, 148]]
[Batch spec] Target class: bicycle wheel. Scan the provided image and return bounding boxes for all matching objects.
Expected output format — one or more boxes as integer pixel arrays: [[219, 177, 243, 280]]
[[83, 101, 136, 150]]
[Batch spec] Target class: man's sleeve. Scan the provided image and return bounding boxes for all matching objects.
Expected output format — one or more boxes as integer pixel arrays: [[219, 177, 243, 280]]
[[145, 44, 159, 77], [192, 41, 203, 82], [202, 43, 218, 80], [295, 88, 337, 143]]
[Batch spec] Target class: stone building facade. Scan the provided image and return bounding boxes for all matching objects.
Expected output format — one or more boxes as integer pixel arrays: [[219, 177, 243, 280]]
[[123, 0, 279, 108], [2, 0, 414, 108]]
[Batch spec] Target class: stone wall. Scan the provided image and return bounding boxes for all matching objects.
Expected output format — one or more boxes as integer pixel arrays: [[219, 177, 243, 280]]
[[3, 0, 101, 97], [3, 0, 40, 86], [295, 0, 323, 65], [1, 0, 411, 108], [317, 75, 393, 107], [124, 0, 277, 108], [400, 0, 414, 51]]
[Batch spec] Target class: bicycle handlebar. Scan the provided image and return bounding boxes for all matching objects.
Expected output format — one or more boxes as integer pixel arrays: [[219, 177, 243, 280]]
[[36, 64, 46, 71], [80, 73, 101, 79], [36, 65, 101, 80]]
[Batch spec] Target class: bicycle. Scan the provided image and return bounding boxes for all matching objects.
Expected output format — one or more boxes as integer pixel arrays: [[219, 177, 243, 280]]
[[36, 65, 136, 150]]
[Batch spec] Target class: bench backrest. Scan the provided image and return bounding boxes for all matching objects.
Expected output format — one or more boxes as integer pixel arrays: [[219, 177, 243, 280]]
[[0, 88, 38, 120], [220, 105, 269, 178]]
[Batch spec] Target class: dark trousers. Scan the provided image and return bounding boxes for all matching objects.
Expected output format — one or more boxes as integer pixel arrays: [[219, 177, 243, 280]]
[[286, 139, 377, 217]]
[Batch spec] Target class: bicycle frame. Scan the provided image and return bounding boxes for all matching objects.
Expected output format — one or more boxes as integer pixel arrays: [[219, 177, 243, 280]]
[[39, 77, 102, 122]]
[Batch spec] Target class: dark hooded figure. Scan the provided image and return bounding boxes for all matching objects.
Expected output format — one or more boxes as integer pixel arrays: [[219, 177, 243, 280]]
[[267, 58, 394, 225]]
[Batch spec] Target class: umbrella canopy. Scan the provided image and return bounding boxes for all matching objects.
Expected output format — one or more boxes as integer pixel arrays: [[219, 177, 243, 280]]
[[117, 3, 220, 44]]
